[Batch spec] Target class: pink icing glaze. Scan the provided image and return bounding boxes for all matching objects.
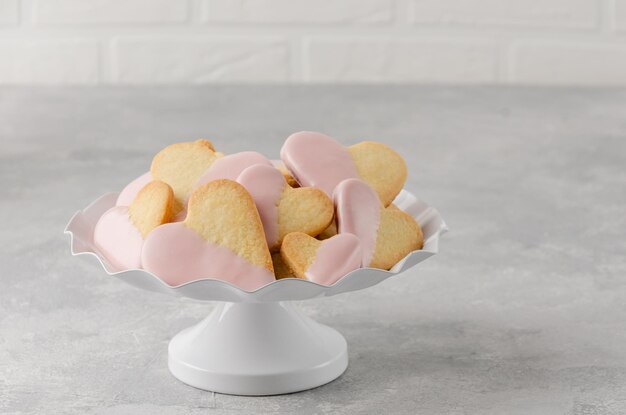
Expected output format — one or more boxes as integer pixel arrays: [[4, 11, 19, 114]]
[[93, 206, 143, 271], [280, 131, 359, 197], [116, 171, 152, 206], [305, 233, 362, 285], [195, 151, 272, 189], [333, 178, 381, 267], [237, 164, 285, 248], [141, 223, 275, 291]]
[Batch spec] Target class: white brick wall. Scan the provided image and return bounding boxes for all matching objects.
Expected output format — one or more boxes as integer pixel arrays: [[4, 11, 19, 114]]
[[113, 38, 289, 83], [411, 0, 598, 28], [206, 0, 394, 24], [0, 40, 98, 84], [306, 38, 498, 83], [0, 0, 625, 85], [35, 0, 188, 24], [511, 41, 626, 85]]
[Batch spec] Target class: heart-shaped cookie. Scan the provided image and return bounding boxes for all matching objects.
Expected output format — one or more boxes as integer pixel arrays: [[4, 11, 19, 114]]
[[95, 180, 175, 270], [280, 232, 362, 285], [237, 164, 333, 252], [150, 139, 221, 212], [334, 178, 423, 270], [141, 180, 275, 290], [280, 131, 406, 206], [128, 180, 176, 238]]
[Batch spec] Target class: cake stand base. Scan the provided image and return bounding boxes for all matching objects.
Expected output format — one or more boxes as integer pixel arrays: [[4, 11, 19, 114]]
[[168, 301, 348, 395]]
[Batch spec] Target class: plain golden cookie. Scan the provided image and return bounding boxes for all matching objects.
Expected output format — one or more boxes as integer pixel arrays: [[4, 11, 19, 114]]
[[276, 186, 333, 251], [150, 139, 221, 211], [128, 180, 175, 238]]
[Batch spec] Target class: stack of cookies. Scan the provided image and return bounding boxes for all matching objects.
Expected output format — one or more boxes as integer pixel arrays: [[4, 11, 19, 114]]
[[94, 131, 424, 291]]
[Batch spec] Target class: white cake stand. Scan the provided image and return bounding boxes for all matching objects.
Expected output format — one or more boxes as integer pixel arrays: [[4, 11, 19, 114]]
[[65, 191, 447, 395]]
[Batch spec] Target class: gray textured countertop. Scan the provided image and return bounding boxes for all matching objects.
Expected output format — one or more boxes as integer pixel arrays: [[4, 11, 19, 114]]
[[2, 86, 626, 415]]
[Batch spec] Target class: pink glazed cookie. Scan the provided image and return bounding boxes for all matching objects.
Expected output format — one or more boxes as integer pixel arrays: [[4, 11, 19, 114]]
[[334, 178, 424, 270], [94, 180, 175, 270], [142, 180, 275, 290], [280, 131, 407, 206], [280, 232, 362, 285]]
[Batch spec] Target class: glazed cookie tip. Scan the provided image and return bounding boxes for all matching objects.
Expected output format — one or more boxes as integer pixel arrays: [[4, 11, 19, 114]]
[[281, 232, 362, 286]]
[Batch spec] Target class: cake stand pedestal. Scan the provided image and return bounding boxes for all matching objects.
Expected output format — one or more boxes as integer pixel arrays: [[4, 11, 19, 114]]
[[168, 301, 348, 395]]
